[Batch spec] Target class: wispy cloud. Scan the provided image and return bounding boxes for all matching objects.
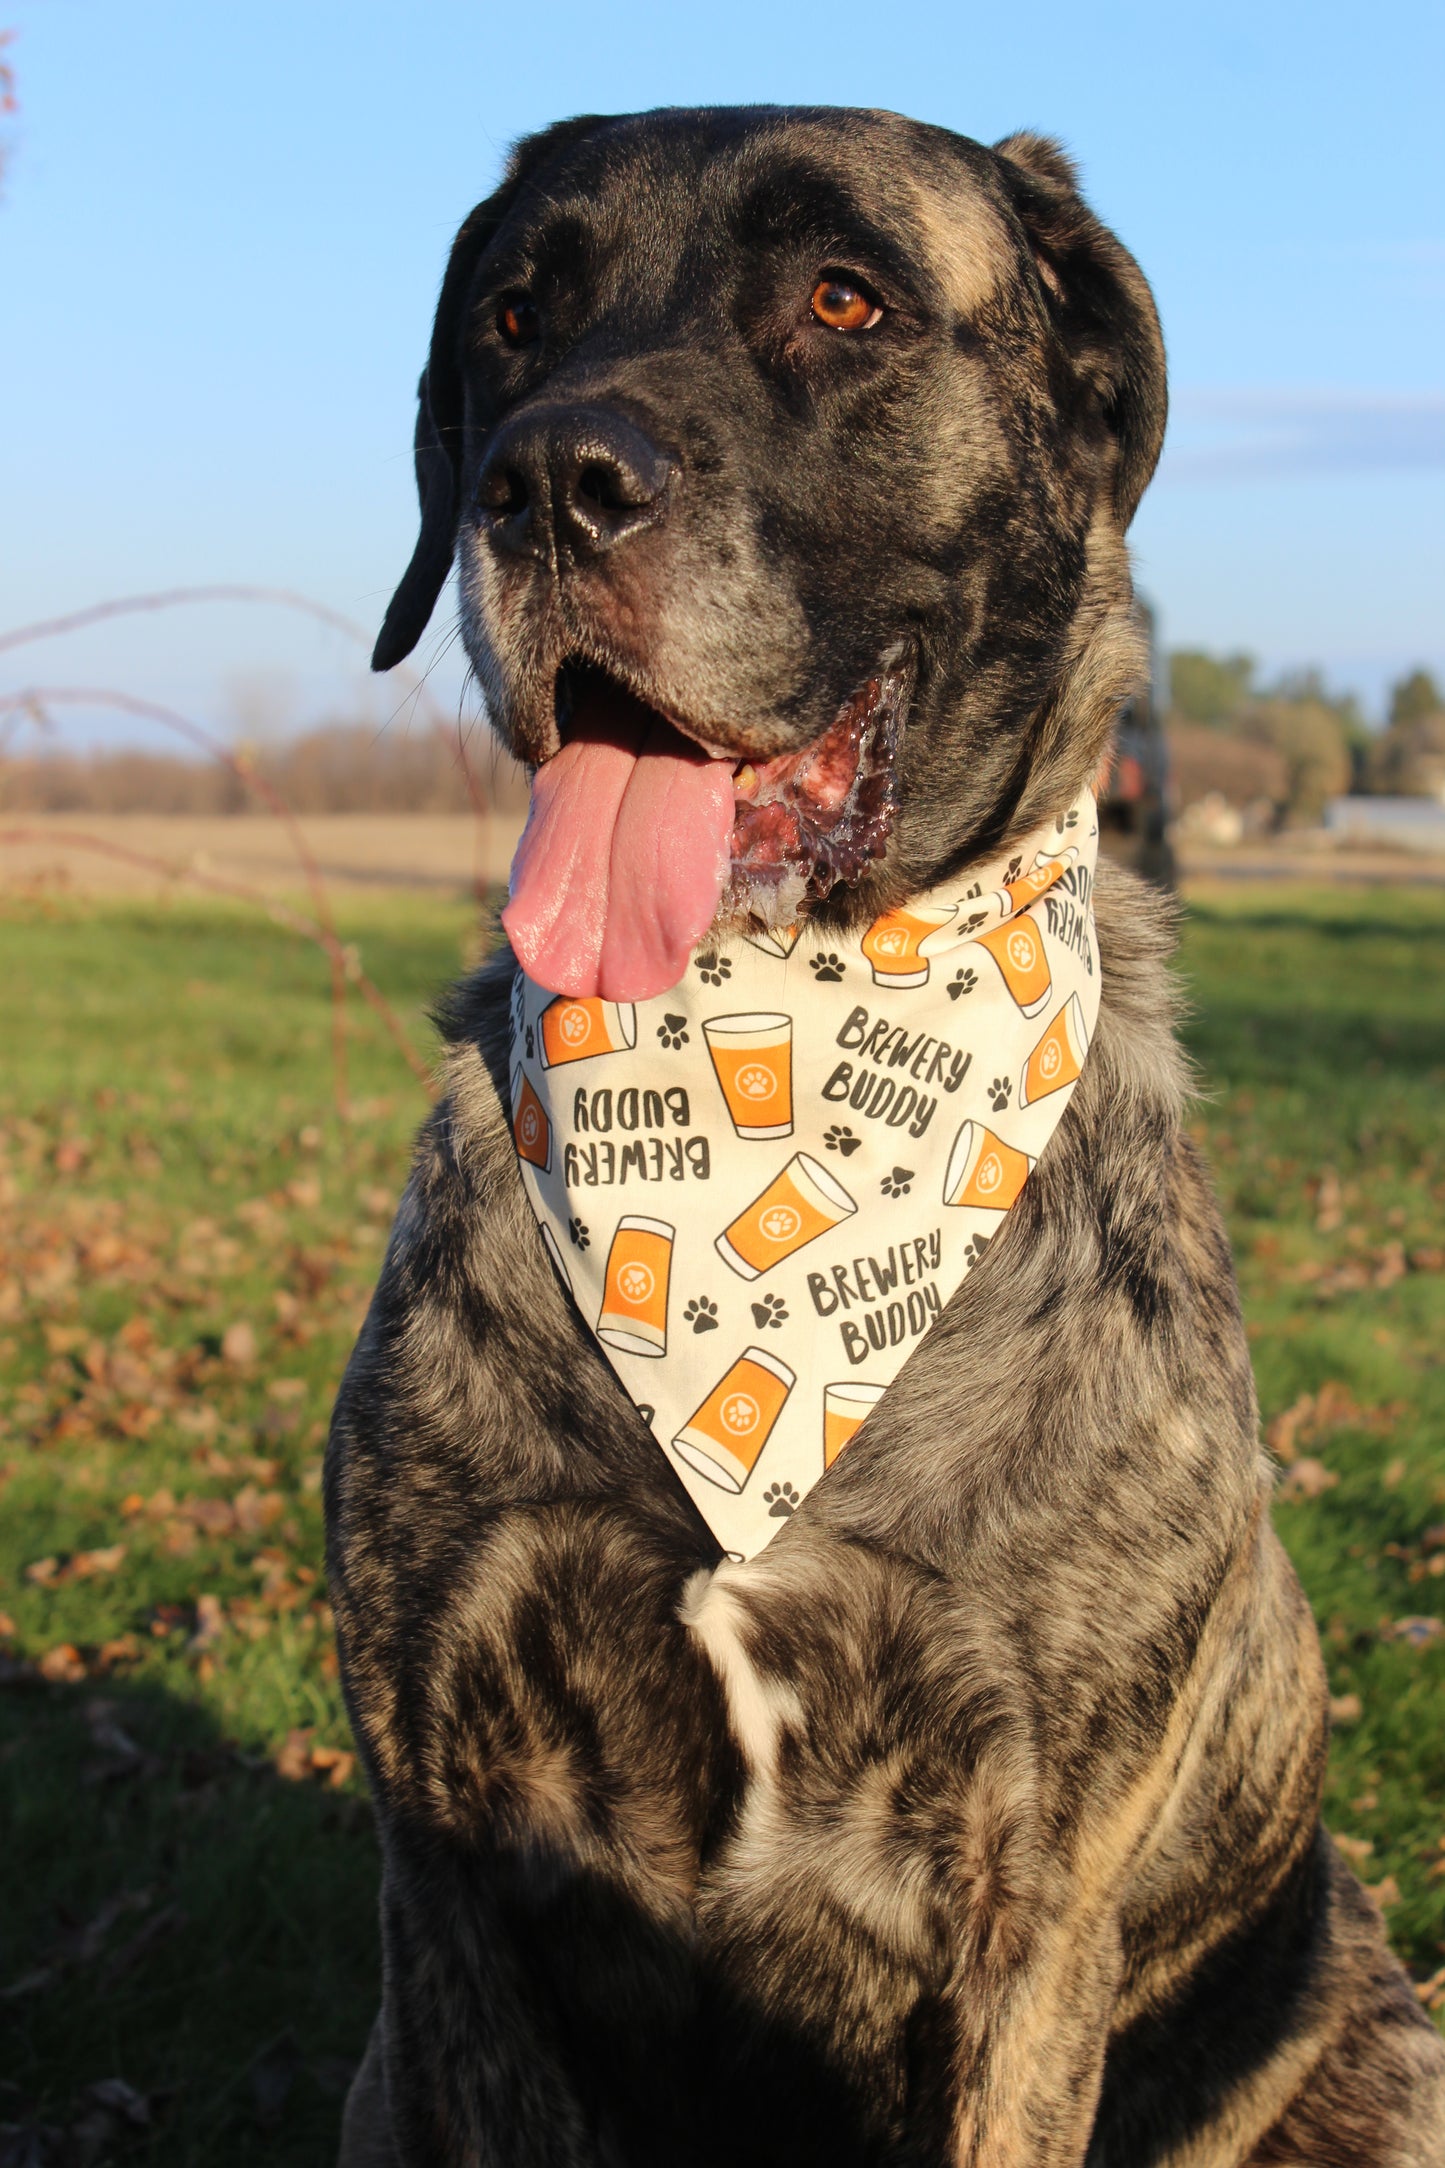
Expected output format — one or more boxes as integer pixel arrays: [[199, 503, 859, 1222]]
[[1158, 389, 1445, 481]]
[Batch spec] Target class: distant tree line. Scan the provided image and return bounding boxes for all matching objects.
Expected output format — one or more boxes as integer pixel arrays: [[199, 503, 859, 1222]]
[[1164, 655, 1445, 821], [1, 719, 530, 818]]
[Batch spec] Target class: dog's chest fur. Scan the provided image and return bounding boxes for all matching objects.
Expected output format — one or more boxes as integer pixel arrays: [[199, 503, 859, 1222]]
[[325, 864, 1342, 2159]]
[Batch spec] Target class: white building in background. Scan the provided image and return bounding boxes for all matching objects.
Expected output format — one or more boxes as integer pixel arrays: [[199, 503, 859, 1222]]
[[1325, 797, 1445, 853]]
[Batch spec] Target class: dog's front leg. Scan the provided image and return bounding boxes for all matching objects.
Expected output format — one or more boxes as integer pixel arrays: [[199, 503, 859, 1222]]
[[363, 1839, 598, 2168]]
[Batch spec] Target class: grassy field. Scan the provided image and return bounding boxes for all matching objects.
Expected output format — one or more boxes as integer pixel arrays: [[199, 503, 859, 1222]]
[[1, 881, 1442, 2161]]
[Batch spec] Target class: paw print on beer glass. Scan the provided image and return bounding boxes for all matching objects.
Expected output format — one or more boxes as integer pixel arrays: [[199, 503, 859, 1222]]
[[656, 1014, 689, 1049], [568, 1218, 590, 1251], [948, 967, 977, 1002], [880, 1167, 914, 1199], [684, 1296, 719, 1333], [750, 1293, 788, 1330], [809, 952, 845, 982], [696, 952, 732, 987], [764, 1480, 799, 1518], [823, 1124, 861, 1156], [988, 1076, 1012, 1111]]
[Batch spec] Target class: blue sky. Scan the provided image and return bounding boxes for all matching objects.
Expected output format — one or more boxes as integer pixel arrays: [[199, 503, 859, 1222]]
[[3, 0, 1441, 749]]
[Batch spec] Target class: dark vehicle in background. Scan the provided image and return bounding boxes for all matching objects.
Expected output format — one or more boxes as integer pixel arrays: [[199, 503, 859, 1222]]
[[1099, 598, 1175, 887]]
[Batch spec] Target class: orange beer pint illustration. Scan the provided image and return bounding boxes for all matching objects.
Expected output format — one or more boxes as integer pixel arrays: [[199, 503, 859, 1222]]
[[942, 1121, 1036, 1213], [992, 859, 1066, 918], [596, 1215, 674, 1358], [703, 1012, 794, 1140], [673, 1345, 796, 1492], [715, 1152, 858, 1280], [861, 904, 957, 989], [975, 914, 1052, 1017], [538, 996, 637, 1069], [823, 1381, 885, 1468], [1019, 992, 1092, 1108], [511, 1067, 551, 1173]]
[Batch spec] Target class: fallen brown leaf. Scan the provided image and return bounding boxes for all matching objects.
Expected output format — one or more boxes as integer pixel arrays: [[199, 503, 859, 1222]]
[[1328, 1693, 1363, 1725], [221, 1319, 257, 1366], [1277, 1458, 1338, 1502], [188, 1594, 226, 1652], [274, 1727, 315, 1781], [37, 1643, 86, 1683], [309, 1744, 356, 1789], [1334, 1833, 1374, 1863]]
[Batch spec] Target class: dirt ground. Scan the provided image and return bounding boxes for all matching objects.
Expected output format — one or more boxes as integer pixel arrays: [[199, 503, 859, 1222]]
[[2, 811, 1442, 899], [0, 812, 526, 898]]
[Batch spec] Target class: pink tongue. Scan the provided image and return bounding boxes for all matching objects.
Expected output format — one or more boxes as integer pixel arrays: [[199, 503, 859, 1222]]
[[502, 701, 734, 1001]]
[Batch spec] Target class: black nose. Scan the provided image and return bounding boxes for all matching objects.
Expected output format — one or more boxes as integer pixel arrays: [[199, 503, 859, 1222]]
[[477, 405, 672, 564]]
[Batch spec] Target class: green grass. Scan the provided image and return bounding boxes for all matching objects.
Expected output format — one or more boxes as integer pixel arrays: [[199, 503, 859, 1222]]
[[1, 881, 1442, 2159]]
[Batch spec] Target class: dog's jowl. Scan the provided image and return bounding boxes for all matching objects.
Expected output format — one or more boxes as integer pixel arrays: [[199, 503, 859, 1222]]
[[327, 109, 1445, 2166]]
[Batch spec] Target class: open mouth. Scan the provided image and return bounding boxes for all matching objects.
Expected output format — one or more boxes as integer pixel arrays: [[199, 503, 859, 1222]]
[[501, 658, 909, 1002]]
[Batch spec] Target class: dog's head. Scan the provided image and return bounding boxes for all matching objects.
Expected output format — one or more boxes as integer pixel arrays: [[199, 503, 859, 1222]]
[[376, 108, 1165, 999]]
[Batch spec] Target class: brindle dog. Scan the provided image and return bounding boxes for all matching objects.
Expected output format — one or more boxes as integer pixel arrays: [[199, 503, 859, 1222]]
[[327, 109, 1445, 2166]]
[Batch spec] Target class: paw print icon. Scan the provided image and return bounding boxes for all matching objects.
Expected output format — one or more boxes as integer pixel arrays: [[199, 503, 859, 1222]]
[[988, 1076, 1012, 1110], [696, 952, 732, 986], [750, 1293, 788, 1330], [568, 1218, 590, 1250], [880, 1167, 914, 1198], [948, 968, 977, 1001], [657, 1014, 689, 1049], [684, 1296, 719, 1333], [764, 1480, 799, 1518], [964, 1232, 992, 1268], [823, 1124, 861, 1156], [809, 952, 845, 982]]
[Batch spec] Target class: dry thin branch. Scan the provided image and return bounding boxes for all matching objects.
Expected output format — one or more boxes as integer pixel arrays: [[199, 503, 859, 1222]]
[[0, 583, 495, 897], [3, 685, 361, 1111]]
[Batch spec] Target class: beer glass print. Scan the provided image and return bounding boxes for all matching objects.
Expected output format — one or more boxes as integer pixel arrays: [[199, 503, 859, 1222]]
[[860, 905, 957, 989], [992, 859, 1066, 918], [1019, 992, 1092, 1108], [538, 997, 637, 1069], [823, 1381, 885, 1469], [673, 1345, 796, 1492], [942, 1121, 1036, 1214], [745, 923, 801, 960], [975, 915, 1052, 1017], [715, 1152, 858, 1280], [511, 1067, 551, 1173], [703, 1013, 793, 1140], [596, 1215, 674, 1357]]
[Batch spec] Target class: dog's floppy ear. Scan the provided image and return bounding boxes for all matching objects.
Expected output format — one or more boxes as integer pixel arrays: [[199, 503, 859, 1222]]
[[992, 132, 1167, 529], [372, 116, 608, 672]]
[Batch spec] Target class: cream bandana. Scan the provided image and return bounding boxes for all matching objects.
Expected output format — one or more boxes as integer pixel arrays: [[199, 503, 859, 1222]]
[[508, 792, 1100, 1560]]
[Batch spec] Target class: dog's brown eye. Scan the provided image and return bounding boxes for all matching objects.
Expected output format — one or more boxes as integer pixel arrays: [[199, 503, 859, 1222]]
[[497, 295, 541, 347], [810, 278, 881, 332]]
